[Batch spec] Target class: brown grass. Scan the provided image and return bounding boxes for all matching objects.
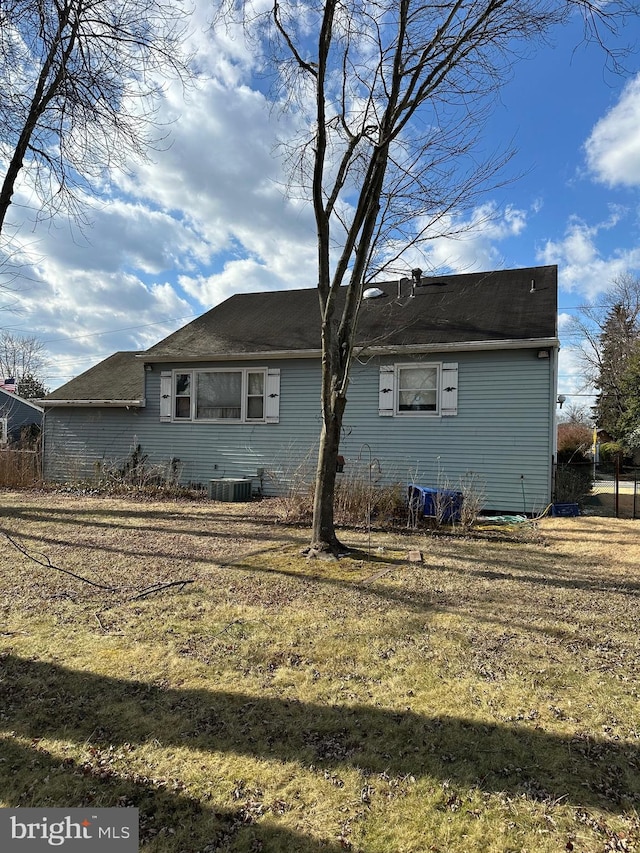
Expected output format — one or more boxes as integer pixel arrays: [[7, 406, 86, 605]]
[[0, 490, 639, 853]]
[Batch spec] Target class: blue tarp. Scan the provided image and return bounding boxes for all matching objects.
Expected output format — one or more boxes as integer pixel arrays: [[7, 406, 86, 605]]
[[408, 485, 463, 522]]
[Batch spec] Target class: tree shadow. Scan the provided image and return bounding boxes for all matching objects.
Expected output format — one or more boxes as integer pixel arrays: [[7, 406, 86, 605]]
[[1, 654, 637, 819], [0, 736, 340, 852]]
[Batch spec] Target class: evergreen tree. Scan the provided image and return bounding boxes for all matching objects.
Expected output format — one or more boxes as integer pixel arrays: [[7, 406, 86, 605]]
[[617, 345, 640, 452], [17, 373, 49, 400], [592, 303, 638, 435]]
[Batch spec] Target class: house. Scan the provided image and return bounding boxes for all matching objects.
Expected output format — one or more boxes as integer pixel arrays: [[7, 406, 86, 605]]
[[39, 264, 559, 513], [0, 388, 43, 447]]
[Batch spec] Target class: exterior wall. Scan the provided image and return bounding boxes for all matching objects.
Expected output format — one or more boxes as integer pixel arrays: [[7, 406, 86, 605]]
[[343, 349, 555, 514], [0, 393, 43, 444], [42, 349, 556, 513], [42, 359, 322, 489]]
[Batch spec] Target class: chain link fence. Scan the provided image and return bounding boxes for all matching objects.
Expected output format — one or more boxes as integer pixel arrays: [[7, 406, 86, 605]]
[[554, 460, 639, 519]]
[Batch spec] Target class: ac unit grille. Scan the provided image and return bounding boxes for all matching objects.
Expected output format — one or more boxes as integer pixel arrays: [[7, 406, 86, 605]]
[[208, 478, 252, 502]]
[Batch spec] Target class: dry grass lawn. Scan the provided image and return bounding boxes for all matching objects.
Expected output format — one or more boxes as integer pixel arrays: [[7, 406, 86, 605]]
[[0, 490, 639, 853]]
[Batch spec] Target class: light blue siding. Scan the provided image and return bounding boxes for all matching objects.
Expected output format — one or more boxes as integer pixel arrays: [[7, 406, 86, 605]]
[[342, 350, 554, 513], [43, 349, 555, 513]]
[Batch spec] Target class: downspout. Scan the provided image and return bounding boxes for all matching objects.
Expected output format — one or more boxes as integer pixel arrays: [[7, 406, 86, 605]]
[[40, 408, 47, 483], [550, 345, 559, 504]]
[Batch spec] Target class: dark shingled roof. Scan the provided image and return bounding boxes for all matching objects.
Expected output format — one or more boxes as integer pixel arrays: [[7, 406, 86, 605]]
[[45, 265, 557, 402], [145, 265, 557, 360], [44, 351, 145, 401]]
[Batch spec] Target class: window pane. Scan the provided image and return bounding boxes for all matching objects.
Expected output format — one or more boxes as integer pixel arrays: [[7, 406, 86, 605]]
[[247, 396, 264, 419], [196, 372, 242, 419], [176, 374, 191, 396], [398, 367, 438, 411], [248, 372, 264, 396], [175, 396, 191, 419], [247, 372, 264, 420]]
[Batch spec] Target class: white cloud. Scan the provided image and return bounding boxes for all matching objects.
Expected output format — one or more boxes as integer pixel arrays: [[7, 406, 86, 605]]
[[537, 214, 640, 300], [415, 202, 530, 273], [585, 74, 640, 187], [557, 312, 573, 331], [0, 10, 319, 389]]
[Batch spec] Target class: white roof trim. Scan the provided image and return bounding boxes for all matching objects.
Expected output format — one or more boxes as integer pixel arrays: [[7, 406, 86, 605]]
[[140, 338, 559, 363], [0, 388, 44, 412], [358, 337, 560, 356], [141, 349, 323, 362], [38, 399, 146, 408]]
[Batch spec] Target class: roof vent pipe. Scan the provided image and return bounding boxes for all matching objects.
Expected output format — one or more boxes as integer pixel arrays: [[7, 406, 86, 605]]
[[398, 277, 410, 297], [530, 279, 536, 293], [411, 268, 422, 297]]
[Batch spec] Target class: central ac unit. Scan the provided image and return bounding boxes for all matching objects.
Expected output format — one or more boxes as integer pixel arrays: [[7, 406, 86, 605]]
[[208, 477, 252, 502]]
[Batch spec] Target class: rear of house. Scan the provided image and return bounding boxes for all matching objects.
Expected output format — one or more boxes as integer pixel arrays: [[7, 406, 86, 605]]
[[40, 265, 559, 514]]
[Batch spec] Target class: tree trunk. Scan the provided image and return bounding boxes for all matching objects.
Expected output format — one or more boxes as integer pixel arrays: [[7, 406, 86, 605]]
[[310, 389, 346, 553]]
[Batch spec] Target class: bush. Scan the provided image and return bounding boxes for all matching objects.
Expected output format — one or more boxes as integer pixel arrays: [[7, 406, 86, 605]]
[[554, 450, 594, 505]]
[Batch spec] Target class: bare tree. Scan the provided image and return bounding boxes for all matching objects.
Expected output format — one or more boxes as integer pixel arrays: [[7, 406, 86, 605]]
[[558, 401, 593, 427], [0, 331, 47, 387], [217, 0, 636, 551], [0, 332, 49, 398], [0, 0, 192, 235]]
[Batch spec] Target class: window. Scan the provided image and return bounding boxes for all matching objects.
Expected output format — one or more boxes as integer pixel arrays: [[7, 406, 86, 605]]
[[163, 368, 275, 423], [397, 365, 438, 412], [175, 373, 191, 419], [0, 417, 7, 445], [378, 362, 458, 417], [196, 371, 243, 420]]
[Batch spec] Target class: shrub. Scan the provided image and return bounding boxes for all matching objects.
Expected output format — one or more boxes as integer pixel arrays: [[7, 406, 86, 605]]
[[554, 449, 594, 505]]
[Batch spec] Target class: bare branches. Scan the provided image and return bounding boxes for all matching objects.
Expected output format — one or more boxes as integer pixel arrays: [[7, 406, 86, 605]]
[[1, 529, 195, 601], [130, 580, 195, 600], [0, 0, 193, 233], [0, 331, 48, 385], [2, 529, 118, 590]]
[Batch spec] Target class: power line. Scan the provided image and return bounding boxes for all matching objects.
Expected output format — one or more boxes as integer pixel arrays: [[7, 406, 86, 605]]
[[7, 313, 198, 346], [41, 314, 197, 344]]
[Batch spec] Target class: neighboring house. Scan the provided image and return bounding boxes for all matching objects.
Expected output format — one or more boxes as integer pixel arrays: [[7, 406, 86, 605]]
[[0, 388, 43, 446], [39, 265, 559, 513]]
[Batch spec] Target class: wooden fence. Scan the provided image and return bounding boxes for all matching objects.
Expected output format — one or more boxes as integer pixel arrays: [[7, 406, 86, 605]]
[[0, 450, 42, 488]]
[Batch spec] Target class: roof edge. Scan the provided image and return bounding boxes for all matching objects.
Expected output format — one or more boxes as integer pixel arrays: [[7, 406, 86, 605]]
[[39, 399, 146, 408], [140, 337, 560, 363], [358, 337, 560, 356]]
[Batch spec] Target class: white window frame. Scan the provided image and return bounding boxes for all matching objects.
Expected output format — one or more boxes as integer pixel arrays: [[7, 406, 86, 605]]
[[379, 362, 458, 418], [171, 368, 268, 423], [395, 362, 442, 417], [0, 417, 7, 445]]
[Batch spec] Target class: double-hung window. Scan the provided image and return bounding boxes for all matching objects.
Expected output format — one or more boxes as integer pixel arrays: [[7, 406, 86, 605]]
[[172, 369, 266, 422], [378, 362, 458, 417], [397, 365, 439, 413]]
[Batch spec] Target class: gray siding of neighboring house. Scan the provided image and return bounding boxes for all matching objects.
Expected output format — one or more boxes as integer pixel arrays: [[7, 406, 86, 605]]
[[43, 348, 555, 513], [0, 393, 43, 444]]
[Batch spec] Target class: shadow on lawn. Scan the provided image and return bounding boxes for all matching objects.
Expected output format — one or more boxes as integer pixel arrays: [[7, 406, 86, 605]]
[[1, 653, 637, 824], [0, 736, 338, 853]]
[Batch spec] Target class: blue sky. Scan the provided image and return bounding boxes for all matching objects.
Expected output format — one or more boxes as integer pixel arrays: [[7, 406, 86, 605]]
[[2, 4, 640, 406]]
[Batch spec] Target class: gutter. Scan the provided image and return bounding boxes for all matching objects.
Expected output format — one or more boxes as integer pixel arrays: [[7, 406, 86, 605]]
[[140, 337, 560, 363], [38, 399, 146, 408]]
